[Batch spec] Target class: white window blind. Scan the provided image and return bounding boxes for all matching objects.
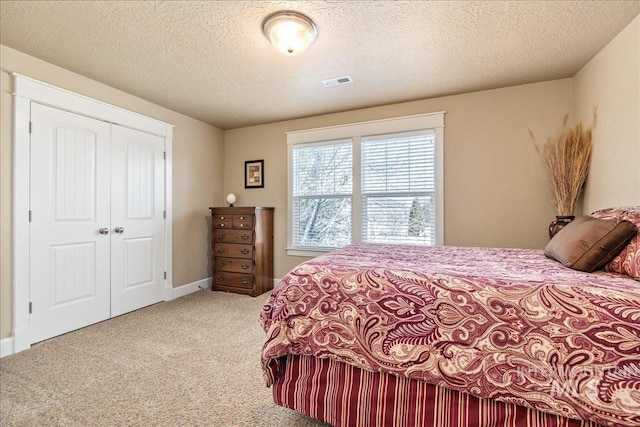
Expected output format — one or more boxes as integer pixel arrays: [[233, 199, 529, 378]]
[[361, 131, 436, 245]]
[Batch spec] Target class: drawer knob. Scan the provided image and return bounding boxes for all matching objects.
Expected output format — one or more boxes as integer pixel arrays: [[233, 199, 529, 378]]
[[241, 264, 249, 269], [241, 248, 249, 255], [241, 279, 249, 285], [240, 224, 245, 228], [220, 223, 225, 227], [240, 216, 245, 220], [241, 234, 249, 240], [217, 276, 225, 281], [217, 262, 225, 267], [218, 233, 225, 239], [220, 216, 225, 220], [217, 248, 224, 253]]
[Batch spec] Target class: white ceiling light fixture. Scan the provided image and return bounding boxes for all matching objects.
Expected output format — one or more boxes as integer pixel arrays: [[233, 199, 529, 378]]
[[262, 11, 318, 55]]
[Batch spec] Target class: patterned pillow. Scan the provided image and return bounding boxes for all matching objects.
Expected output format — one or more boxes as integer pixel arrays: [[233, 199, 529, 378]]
[[591, 206, 640, 280]]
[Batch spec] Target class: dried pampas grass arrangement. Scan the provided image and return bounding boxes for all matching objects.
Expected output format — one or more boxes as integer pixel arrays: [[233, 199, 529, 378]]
[[530, 109, 597, 216]]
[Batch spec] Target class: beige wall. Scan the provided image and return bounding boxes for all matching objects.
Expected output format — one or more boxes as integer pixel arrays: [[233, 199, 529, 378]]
[[0, 45, 224, 339], [573, 15, 640, 213], [224, 79, 572, 279]]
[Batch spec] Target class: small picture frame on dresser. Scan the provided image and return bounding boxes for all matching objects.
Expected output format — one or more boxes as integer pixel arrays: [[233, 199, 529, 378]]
[[244, 159, 264, 189]]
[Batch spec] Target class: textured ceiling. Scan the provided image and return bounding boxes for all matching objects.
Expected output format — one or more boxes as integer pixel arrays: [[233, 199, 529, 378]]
[[1, 1, 638, 130]]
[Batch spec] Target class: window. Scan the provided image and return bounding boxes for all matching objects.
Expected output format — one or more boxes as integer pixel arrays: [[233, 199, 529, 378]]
[[293, 141, 352, 248], [361, 131, 436, 245], [287, 113, 444, 256]]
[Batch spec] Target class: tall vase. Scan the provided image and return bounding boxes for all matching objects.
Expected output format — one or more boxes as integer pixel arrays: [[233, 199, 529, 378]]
[[549, 215, 575, 238]]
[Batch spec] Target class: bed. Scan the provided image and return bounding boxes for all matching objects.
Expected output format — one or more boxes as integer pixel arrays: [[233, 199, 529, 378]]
[[260, 207, 640, 427]]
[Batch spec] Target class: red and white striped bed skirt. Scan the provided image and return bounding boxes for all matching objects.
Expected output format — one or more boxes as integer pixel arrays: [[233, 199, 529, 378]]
[[273, 355, 603, 427]]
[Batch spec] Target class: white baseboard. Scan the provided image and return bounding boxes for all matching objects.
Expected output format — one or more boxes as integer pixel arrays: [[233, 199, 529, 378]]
[[174, 277, 280, 297], [1, 336, 14, 358], [173, 277, 212, 299]]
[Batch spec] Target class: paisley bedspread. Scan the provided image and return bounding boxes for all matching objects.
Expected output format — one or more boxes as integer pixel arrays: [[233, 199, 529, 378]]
[[260, 243, 640, 427]]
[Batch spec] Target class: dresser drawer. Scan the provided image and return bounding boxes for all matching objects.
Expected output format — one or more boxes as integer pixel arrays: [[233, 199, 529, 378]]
[[213, 243, 253, 259], [213, 272, 254, 289], [214, 257, 254, 274], [214, 229, 254, 244], [233, 215, 254, 229], [213, 217, 233, 229]]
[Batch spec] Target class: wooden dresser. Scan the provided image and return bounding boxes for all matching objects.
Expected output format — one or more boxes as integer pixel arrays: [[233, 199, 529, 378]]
[[208, 206, 274, 296]]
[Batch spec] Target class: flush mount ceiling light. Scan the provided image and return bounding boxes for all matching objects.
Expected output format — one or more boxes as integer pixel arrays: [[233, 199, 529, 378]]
[[262, 11, 318, 55]]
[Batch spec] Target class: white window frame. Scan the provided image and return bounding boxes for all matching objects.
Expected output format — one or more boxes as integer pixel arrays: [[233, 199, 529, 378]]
[[290, 138, 354, 251], [286, 112, 445, 257], [360, 129, 437, 245]]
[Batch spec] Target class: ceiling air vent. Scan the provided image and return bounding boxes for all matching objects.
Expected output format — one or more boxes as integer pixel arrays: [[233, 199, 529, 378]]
[[322, 76, 353, 87]]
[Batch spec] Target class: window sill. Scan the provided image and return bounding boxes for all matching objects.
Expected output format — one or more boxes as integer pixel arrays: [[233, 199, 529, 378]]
[[286, 247, 336, 257]]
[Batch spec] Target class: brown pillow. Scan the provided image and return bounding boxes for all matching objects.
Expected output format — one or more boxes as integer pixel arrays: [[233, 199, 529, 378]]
[[544, 216, 638, 272]]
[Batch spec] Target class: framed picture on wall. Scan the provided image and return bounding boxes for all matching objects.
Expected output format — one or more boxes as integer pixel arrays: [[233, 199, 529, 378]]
[[245, 159, 264, 189]]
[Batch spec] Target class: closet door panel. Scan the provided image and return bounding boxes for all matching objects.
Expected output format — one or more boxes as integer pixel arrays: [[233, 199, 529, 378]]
[[110, 125, 165, 317], [29, 103, 111, 343]]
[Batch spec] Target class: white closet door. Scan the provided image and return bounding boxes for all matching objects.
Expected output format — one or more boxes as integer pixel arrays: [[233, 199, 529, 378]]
[[110, 125, 165, 317], [29, 103, 111, 343]]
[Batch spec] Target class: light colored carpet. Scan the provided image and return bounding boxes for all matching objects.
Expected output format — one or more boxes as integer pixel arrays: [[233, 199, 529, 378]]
[[0, 290, 328, 426]]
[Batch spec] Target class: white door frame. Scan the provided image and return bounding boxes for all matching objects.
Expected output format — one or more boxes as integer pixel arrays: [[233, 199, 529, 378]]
[[12, 74, 174, 353]]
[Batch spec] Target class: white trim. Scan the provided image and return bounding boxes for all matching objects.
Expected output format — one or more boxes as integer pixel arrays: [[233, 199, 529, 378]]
[[12, 74, 174, 354], [286, 112, 445, 144], [13, 94, 31, 353], [1, 337, 15, 358], [286, 112, 446, 255], [164, 125, 174, 302], [287, 143, 294, 256], [352, 136, 362, 242], [434, 127, 445, 245], [12, 73, 171, 137], [285, 247, 334, 257], [172, 277, 212, 299]]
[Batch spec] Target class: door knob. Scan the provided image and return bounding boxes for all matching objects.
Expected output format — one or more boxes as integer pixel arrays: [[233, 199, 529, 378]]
[[99, 227, 109, 234], [114, 227, 124, 234]]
